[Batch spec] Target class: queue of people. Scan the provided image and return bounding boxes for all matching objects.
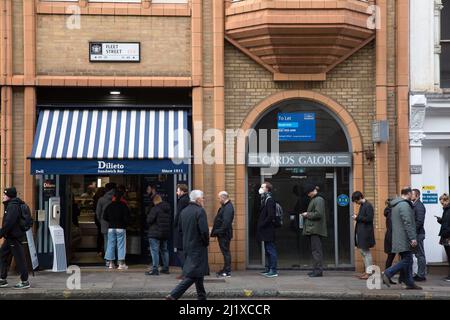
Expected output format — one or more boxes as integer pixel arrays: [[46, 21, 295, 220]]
[[0, 181, 449, 296]]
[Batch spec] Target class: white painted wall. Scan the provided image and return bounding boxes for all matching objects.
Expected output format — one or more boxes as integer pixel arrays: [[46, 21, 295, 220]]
[[421, 147, 449, 263]]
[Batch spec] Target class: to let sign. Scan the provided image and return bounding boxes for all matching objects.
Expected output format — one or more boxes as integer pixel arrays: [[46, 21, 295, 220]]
[[89, 42, 140, 62]]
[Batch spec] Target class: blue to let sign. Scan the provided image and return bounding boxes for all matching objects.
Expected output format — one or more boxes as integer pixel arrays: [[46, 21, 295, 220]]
[[278, 113, 316, 141], [422, 193, 438, 204]]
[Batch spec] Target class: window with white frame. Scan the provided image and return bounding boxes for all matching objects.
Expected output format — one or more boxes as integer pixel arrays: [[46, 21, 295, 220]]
[[441, 0, 450, 88]]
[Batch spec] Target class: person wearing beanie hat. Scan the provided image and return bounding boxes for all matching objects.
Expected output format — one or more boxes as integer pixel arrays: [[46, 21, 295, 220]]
[[303, 184, 316, 196], [3, 187, 17, 199], [0, 187, 30, 289], [301, 182, 327, 277]]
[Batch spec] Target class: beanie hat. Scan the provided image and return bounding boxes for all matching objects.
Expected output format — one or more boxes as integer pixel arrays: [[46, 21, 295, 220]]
[[304, 183, 316, 195], [4, 187, 17, 198]]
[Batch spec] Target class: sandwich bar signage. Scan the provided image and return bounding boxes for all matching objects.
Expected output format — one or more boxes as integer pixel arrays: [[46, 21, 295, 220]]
[[248, 153, 352, 167], [31, 159, 188, 175], [89, 42, 140, 62]]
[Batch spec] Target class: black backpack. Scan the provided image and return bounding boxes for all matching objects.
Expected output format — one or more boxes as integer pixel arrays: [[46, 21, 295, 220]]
[[18, 203, 33, 232], [265, 197, 284, 228]]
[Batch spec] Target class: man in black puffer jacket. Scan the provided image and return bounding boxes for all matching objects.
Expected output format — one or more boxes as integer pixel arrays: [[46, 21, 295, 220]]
[[0, 187, 30, 289], [146, 195, 172, 276]]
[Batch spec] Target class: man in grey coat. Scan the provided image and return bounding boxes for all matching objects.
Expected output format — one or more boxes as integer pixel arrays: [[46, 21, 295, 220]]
[[411, 188, 427, 281], [382, 187, 422, 290], [95, 182, 116, 259]]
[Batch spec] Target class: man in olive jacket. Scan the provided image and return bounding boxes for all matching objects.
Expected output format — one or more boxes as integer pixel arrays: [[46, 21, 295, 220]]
[[383, 187, 422, 290], [166, 190, 209, 300], [302, 183, 327, 277]]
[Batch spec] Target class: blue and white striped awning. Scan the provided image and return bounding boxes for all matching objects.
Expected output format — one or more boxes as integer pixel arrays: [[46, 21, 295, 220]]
[[30, 109, 190, 160]]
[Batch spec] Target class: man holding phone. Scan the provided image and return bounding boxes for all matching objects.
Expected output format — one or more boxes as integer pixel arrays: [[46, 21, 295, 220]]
[[382, 187, 422, 290]]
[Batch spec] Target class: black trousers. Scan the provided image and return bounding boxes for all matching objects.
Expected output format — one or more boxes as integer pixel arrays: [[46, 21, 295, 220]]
[[170, 276, 206, 300], [0, 238, 29, 282], [445, 246, 450, 276], [308, 235, 323, 273], [218, 237, 232, 273], [385, 253, 397, 269]]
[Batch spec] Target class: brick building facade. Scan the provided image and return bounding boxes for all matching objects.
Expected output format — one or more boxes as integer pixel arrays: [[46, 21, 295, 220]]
[[0, 0, 410, 272]]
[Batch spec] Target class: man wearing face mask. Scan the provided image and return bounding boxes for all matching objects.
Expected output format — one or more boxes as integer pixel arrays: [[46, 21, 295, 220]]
[[257, 182, 278, 278]]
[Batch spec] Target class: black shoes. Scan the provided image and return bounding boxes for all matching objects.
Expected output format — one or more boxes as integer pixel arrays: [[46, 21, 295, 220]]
[[382, 273, 391, 287], [0, 279, 8, 288], [413, 275, 426, 282], [160, 269, 170, 275], [308, 271, 323, 278], [406, 284, 423, 290], [145, 270, 159, 276]]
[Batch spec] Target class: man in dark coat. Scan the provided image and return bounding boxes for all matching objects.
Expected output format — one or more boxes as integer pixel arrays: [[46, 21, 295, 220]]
[[211, 191, 235, 277], [146, 195, 172, 275], [411, 189, 427, 281], [382, 187, 421, 290], [166, 190, 209, 300], [0, 187, 30, 289], [351, 191, 375, 280], [174, 184, 190, 274], [257, 182, 278, 278]]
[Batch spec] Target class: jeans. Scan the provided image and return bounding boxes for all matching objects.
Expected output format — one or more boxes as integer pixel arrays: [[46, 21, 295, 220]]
[[218, 237, 232, 273], [413, 233, 427, 278], [0, 238, 29, 282], [170, 277, 206, 300], [263, 241, 278, 273], [149, 238, 169, 271], [176, 250, 185, 268], [359, 248, 373, 273], [309, 235, 324, 274], [103, 233, 108, 255], [384, 251, 414, 287], [104, 229, 126, 261]]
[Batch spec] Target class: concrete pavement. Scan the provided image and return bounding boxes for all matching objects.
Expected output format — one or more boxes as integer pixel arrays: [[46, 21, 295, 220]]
[[0, 268, 449, 300]]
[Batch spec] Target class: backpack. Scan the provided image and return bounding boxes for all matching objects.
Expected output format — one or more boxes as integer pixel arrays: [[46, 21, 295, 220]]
[[18, 203, 33, 232], [265, 197, 284, 228]]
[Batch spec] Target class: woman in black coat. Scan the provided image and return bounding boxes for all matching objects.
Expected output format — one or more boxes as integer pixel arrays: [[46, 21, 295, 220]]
[[437, 194, 450, 281], [146, 195, 172, 275], [351, 192, 375, 279]]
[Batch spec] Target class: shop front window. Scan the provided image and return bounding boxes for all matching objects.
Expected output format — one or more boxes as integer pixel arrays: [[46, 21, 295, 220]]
[[247, 99, 353, 269]]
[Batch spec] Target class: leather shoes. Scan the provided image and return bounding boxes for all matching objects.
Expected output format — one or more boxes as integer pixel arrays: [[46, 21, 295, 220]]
[[308, 272, 323, 278], [413, 276, 426, 282], [359, 273, 370, 280], [406, 284, 423, 290]]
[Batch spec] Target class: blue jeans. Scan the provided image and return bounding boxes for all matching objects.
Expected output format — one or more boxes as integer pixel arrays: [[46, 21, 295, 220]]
[[384, 251, 414, 287], [264, 241, 278, 273], [104, 229, 126, 261], [149, 238, 169, 271]]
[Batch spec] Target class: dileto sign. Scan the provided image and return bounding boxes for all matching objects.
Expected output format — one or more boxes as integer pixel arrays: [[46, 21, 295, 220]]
[[30, 159, 188, 175]]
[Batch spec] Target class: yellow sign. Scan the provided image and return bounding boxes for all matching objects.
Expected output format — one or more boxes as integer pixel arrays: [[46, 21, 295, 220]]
[[422, 186, 436, 191]]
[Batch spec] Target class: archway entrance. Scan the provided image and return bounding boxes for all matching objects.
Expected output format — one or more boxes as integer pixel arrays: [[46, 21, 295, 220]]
[[246, 99, 355, 269]]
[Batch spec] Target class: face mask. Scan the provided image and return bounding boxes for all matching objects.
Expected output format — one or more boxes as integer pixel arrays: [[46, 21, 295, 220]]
[[258, 188, 265, 195]]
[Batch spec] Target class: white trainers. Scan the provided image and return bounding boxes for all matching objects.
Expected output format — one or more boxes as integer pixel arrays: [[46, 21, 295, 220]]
[[118, 264, 128, 270], [108, 262, 115, 269]]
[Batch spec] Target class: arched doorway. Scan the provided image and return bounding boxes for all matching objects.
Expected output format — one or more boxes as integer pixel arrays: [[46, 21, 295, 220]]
[[244, 96, 359, 270]]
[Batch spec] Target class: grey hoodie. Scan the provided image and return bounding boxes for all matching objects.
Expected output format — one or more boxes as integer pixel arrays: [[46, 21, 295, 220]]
[[389, 197, 417, 253], [96, 189, 115, 234]]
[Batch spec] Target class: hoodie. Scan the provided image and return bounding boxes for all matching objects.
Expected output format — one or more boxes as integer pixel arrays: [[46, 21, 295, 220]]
[[0, 197, 26, 239]]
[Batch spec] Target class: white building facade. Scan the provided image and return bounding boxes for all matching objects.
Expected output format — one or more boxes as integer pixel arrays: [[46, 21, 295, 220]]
[[410, 0, 450, 263]]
